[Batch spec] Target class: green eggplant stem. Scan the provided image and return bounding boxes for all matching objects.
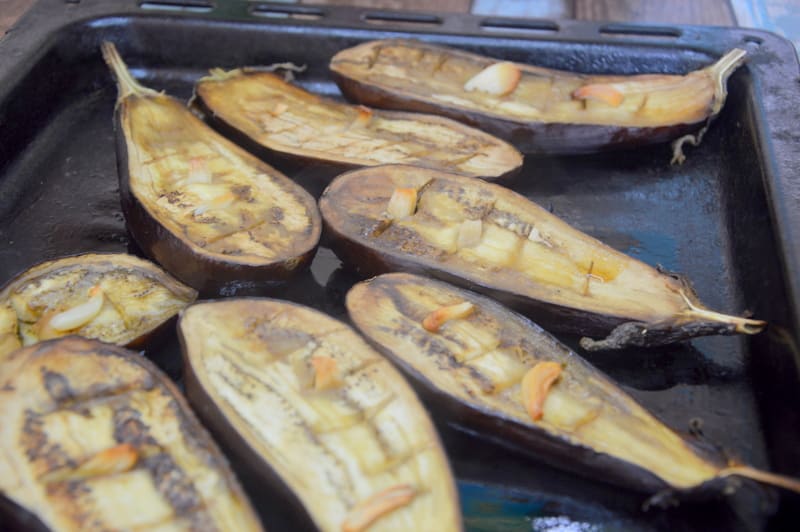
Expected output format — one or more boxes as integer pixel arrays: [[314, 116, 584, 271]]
[[679, 289, 765, 334], [709, 48, 747, 116], [101, 42, 158, 100], [720, 465, 800, 494]]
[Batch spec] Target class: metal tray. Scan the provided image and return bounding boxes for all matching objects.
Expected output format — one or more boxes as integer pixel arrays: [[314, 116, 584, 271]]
[[2, 1, 799, 530]]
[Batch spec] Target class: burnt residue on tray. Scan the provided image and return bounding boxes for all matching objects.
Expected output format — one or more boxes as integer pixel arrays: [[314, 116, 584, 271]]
[[0, 4, 799, 530]]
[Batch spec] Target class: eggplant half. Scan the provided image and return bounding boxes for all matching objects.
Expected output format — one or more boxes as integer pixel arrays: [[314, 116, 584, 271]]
[[0, 253, 196, 361], [0, 336, 262, 531], [346, 273, 800, 499], [330, 39, 746, 159], [319, 165, 764, 350], [102, 42, 321, 294], [193, 69, 522, 180], [178, 299, 461, 532]]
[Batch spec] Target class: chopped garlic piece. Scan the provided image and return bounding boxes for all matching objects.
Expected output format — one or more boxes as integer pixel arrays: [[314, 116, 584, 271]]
[[342, 484, 417, 532], [422, 301, 475, 332], [572, 84, 625, 107], [464, 62, 521, 96], [48, 286, 105, 332], [386, 188, 418, 219], [521, 361, 563, 421]]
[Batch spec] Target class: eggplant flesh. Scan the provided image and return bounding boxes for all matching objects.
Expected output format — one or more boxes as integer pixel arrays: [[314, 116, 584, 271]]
[[346, 273, 800, 497], [319, 165, 764, 349], [330, 39, 746, 157], [0, 253, 197, 361], [0, 336, 262, 531], [178, 299, 461, 532], [193, 69, 522, 180], [102, 43, 321, 293]]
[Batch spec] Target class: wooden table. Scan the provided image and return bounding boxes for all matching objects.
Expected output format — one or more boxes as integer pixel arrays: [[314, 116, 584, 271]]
[[1, 0, 738, 37]]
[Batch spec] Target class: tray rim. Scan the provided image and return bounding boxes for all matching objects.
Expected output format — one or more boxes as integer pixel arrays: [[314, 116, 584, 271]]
[[2, 0, 800, 526]]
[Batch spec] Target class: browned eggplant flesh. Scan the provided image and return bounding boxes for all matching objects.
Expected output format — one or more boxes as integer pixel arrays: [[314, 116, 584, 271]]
[[319, 165, 764, 350], [346, 273, 800, 499], [102, 42, 321, 293], [330, 39, 746, 158], [0, 253, 197, 361], [0, 336, 262, 531], [179, 298, 462, 532], [193, 69, 522, 180]]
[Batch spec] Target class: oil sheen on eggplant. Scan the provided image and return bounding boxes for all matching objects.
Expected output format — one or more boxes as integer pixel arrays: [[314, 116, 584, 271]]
[[0, 253, 197, 361], [346, 273, 800, 498], [0, 336, 262, 531], [193, 69, 522, 180], [102, 42, 321, 294], [330, 39, 746, 158], [319, 165, 764, 349], [178, 299, 461, 532]]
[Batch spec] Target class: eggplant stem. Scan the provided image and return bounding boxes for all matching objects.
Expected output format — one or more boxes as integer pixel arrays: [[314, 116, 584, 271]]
[[101, 42, 158, 100], [708, 48, 747, 116], [720, 465, 800, 494], [671, 49, 746, 165], [678, 290, 765, 334]]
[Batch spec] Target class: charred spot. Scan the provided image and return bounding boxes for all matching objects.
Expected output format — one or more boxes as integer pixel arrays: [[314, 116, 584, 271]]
[[141, 453, 202, 514], [21, 410, 76, 470], [113, 406, 158, 447], [45, 478, 91, 498], [270, 206, 284, 222], [465, 366, 495, 394], [231, 185, 253, 201], [42, 368, 76, 403], [165, 191, 183, 205]]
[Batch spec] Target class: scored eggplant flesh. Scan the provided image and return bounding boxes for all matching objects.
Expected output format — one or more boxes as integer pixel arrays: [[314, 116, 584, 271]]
[[346, 273, 800, 498], [0, 253, 197, 361], [0, 336, 262, 531], [193, 69, 522, 180], [319, 165, 764, 349], [330, 39, 746, 158], [178, 299, 461, 532], [102, 42, 321, 293]]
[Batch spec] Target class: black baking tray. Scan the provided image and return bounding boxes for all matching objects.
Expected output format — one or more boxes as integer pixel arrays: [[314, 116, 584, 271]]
[[2, 1, 800, 530]]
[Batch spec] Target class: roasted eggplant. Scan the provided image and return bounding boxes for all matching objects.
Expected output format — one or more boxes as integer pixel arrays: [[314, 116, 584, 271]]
[[178, 299, 461, 532], [0, 253, 196, 361], [346, 273, 800, 499], [319, 165, 764, 349], [330, 39, 746, 159], [102, 42, 321, 294], [193, 69, 522, 180], [0, 336, 262, 531]]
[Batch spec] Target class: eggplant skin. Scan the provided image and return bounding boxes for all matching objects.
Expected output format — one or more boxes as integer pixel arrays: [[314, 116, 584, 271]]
[[333, 72, 693, 155], [178, 298, 462, 532], [103, 43, 321, 296], [330, 39, 745, 155], [0, 252, 197, 360], [345, 273, 733, 497], [114, 107, 320, 296], [320, 165, 763, 348], [192, 70, 522, 181], [0, 336, 263, 531]]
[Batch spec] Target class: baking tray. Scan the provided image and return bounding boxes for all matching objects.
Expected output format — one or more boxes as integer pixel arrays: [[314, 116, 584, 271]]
[[1, 0, 800, 530]]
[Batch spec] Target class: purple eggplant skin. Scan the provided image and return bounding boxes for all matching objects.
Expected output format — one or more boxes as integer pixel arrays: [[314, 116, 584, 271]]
[[0, 336, 263, 531], [177, 321, 318, 531], [114, 124, 321, 297], [0, 252, 198, 355], [319, 165, 763, 349], [331, 72, 695, 155], [344, 274, 738, 504], [190, 95, 355, 182], [0, 496, 49, 532]]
